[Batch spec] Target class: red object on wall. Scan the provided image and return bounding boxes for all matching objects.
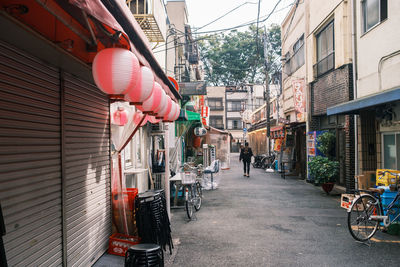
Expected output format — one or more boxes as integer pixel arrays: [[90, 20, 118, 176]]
[[193, 136, 201, 148]]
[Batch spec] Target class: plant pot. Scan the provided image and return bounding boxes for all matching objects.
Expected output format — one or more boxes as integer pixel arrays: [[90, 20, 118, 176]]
[[321, 182, 334, 194]]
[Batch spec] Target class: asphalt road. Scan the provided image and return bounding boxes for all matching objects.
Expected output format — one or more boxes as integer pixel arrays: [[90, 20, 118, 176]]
[[168, 153, 400, 267]]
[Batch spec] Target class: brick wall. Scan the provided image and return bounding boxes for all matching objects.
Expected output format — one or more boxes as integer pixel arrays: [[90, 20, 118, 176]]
[[311, 64, 353, 116]]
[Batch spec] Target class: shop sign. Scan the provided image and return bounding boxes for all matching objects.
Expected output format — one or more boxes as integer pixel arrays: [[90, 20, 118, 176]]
[[201, 105, 209, 127], [292, 79, 306, 122]]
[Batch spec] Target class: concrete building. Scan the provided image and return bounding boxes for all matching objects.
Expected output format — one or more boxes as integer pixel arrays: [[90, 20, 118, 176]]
[[306, 0, 354, 188], [280, 0, 307, 178], [207, 86, 226, 130], [328, 0, 400, 186]]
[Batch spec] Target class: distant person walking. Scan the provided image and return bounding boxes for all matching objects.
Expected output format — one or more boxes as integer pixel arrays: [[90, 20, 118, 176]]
[[239, 142, 253, 177]]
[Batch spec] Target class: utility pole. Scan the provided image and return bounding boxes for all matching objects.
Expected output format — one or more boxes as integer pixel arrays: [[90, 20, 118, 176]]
[[263, 29, 271, 156]]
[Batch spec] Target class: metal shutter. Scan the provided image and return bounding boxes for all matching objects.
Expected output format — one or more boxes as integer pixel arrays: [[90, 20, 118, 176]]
[[0, 41, 63, 266], [63, 73, 111, 267]]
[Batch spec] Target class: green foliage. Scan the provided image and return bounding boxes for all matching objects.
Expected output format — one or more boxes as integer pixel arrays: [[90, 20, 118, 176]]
[[316, 131, 336, 159], [308, 156, 339, 184], [198, 24, 281, 86]]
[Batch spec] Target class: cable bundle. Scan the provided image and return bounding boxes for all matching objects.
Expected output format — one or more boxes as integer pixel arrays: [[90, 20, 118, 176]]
[[135, 189, 173, 254]]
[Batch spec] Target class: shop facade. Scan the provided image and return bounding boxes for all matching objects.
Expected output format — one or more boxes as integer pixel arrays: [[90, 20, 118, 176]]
[[0, 1, 180, 266]]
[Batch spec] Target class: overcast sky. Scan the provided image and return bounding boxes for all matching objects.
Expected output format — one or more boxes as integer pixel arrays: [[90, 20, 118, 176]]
[[185, 0, 295, 34]]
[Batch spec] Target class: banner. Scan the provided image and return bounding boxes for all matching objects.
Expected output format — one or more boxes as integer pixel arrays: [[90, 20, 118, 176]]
[[201, 106, 209, 127], [292, 79, 306, 122]]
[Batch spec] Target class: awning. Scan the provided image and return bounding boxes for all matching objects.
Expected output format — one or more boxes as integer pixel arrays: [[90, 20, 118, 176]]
[[186, 110, 201, 121], [327, 87, 400, 115]]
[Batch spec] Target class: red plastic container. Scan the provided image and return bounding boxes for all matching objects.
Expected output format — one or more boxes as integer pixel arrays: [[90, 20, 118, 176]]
[[125, 188, 138, 210], [108, 233, 140, 257]]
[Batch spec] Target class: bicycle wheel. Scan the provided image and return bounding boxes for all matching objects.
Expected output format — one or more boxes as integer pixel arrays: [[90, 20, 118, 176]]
[[347, 194, 381, 241], [194, 182, 202, 211], [185, 186, 194, 219]]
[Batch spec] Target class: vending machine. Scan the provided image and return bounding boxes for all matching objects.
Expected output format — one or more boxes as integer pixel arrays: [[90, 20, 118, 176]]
[[306, 131, 326, 182]]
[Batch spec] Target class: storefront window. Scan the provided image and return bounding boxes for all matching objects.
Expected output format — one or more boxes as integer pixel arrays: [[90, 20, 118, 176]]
[[382, 133, 400, 170]]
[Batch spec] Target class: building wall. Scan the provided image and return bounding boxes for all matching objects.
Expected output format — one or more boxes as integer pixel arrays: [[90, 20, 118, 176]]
[[356, 0, 400, 98], [306, 0, 352, 83], [206, 86, 225, 122]]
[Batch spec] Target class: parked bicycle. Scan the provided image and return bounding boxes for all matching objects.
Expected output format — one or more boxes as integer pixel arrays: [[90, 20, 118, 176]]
[[252, 153, 276, 169], [347, 170, 400, 241], [181, 163, 203, 220]]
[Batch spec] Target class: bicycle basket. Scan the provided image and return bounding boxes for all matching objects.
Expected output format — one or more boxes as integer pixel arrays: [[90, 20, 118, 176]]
[[181, 172, 196, 184]]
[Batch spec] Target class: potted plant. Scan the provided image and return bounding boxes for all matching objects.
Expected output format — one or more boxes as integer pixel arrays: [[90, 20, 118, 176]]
[[308, 131, 339, 193]]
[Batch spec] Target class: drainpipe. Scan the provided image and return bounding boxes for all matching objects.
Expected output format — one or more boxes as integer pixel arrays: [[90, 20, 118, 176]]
[[351, 0, 358, 177]]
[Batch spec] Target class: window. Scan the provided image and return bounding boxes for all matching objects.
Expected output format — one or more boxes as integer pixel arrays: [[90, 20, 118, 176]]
[[227, 119, 243, 130], [283, 35, 305, 77], [208, 98, 223, 110], [124, 128, 144, 169], [362, 0, 387, 33], [254, 98, 264, 109], [382, 133, 400, 170], [210, 116, 224, 129], [315, 21, 334, 77], [228, 101, 243, 111]]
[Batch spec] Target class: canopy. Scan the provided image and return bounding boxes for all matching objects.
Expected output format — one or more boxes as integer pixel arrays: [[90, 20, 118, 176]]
[[186, 110, 201, 121], [327, 87, 400, 115]]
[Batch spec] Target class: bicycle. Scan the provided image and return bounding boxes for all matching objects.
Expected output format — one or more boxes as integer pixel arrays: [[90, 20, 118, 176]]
[[182, 163, 203, 220], [347, 170, 400, 242]]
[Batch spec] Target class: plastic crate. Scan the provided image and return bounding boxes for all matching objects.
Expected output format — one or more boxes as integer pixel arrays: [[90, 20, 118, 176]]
[[378, 186, 400, 224], [125, 188, 138, 211], [108, 233, 140, 257], [376, 169, 400, 186]]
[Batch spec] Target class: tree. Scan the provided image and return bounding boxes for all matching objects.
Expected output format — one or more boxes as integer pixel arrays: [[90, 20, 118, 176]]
[[198, 24, 281, 86]]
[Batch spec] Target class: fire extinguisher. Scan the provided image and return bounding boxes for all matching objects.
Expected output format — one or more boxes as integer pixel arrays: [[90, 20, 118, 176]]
[[0, 203, 8, 267]]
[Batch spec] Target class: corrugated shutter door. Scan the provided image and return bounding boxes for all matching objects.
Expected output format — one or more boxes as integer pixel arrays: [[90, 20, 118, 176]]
[[0, 41, 63, 266], [63, 73, 111, 267]]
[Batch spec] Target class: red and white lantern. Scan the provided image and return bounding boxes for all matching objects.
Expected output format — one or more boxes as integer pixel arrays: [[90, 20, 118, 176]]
[[137, 82, 163, 114], [153, 88, 167, 115], [172, 103, 181, 121], [133, 110, 148, 126], [92, 48, 140, 96], [148, 116, 160, 124], [156, 95, 172, 118], [163, 101, 176, 121], [112, 106, 129, 126], [125, 66, 154, 104]]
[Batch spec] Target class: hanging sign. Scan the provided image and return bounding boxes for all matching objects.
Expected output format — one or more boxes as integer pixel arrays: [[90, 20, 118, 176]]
[[201, 106, 209, 127], [194, 126, 207, 136], [292, 79, 306, 122]]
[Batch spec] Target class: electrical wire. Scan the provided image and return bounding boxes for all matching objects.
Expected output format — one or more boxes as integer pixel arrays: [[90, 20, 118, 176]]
[[153, 0, 293, 54], [282, 0, 300, 44]]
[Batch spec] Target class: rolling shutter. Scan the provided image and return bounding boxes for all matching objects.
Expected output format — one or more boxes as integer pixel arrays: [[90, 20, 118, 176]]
[[63, 73, 111, 267], [0, 41, 63, 266]]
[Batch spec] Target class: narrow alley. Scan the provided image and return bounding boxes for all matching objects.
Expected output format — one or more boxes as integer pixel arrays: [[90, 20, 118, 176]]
[[168, 154, 400, 266]]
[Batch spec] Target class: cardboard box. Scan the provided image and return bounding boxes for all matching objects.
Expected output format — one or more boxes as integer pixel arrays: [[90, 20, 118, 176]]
[[356, 171, 376, 189], [341, 194, 355, 210]]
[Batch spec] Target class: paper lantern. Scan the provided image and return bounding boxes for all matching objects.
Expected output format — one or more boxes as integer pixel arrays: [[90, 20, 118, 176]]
[[194, 127, 207, 136], [156, 95, 172, 118], [137, 82, 163, 114], [164, 102, 177, 121], [125, 66, 154, 104], [172, 103, 181, 121], [112, 106, 128, 126], [133, 110, 148, 126], [148, 116, 160, 124], [153, 88, 167, 115], [92, 48, 140, 96]]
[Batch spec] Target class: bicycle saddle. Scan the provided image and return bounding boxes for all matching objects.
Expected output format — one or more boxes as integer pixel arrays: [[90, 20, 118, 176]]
[[368, 188, 385, 194]]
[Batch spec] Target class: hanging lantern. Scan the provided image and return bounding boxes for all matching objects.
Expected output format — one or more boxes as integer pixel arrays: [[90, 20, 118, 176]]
[[136, 82, 163, 114], [193, 136, 201, 148], [92, 48, 140, 98], [172, 103, 181, 121], [153, 88, 167, 115], [166, 102, 178, 121], [194, 126, 207, 136], [148, 116, 160, 124], [133, 110, 148, 126], [156, 95, 172, 118], [163, 101, 175, 122], [112, 106, 128, 126], [125, 66, 154, 104]]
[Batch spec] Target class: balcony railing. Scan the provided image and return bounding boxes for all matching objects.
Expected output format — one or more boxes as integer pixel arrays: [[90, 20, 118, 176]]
[[210, 123, 224, 130], [209, 106, 224, 111], [313, 52, 334, 77], [127, 0, 164, 42]]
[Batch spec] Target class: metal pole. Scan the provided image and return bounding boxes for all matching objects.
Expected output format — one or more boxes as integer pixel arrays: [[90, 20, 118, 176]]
[[263, 30, 271, 156]]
